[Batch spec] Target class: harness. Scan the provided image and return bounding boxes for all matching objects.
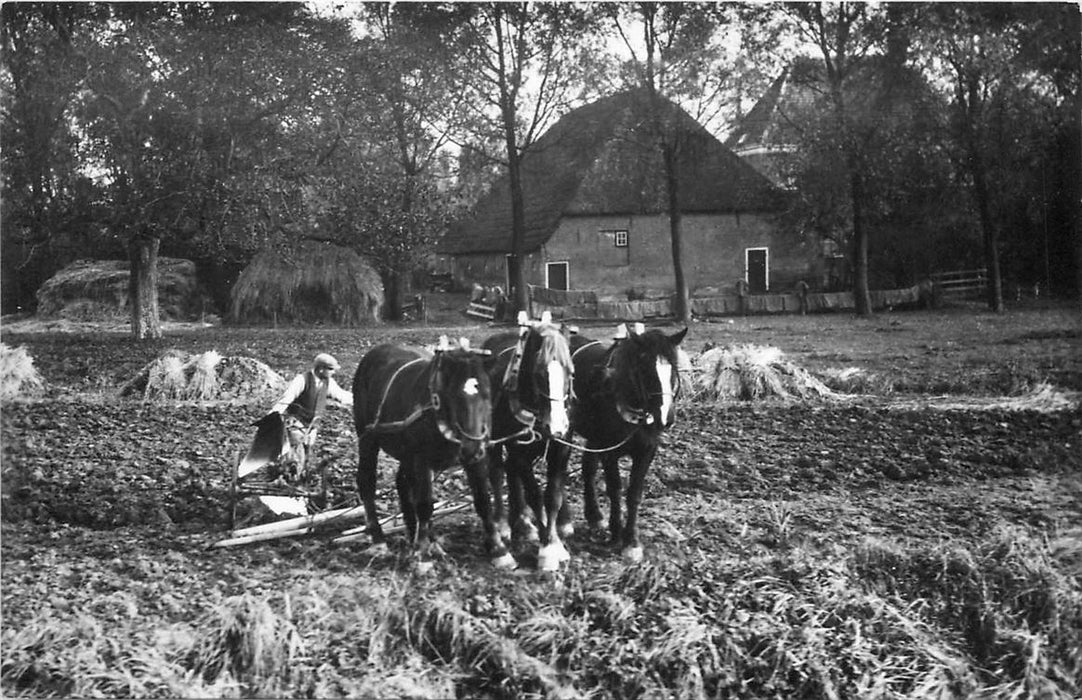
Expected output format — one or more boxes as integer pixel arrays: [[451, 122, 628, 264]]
[[549, 338, 674, 454], [490, 334, 551, 447], [363, 352, 487, 445]]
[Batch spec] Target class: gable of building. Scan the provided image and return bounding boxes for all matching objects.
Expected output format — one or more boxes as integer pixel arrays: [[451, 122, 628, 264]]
[[440, 89, 784, 255]]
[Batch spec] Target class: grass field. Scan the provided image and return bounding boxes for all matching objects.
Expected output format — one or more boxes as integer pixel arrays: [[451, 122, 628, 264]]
[[1, 302, 1080, 698]]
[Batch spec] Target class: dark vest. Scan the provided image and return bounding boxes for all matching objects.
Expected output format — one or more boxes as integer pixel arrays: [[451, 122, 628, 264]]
[[285, 371, 328, 426]]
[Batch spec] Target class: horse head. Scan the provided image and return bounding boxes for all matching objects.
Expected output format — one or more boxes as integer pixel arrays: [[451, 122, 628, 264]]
[[431, 337, 493, 462], [512, 311, 574, 437], [610, 323, 688, 428]]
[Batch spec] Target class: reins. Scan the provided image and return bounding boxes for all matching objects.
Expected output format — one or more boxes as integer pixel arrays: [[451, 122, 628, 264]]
[[364, 350, 489, 444], [555, 334, 680, 454]]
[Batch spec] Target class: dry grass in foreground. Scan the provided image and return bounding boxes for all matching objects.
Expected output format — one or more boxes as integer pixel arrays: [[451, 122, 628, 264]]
[[3, 527, 1079, 699]]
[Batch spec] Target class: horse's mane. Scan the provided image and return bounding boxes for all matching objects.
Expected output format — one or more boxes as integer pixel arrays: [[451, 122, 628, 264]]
[[532, 324, 573, 374]]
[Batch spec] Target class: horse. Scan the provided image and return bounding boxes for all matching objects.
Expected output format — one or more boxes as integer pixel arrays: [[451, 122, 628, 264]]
[[482, 311, 575, 571], [352, 336, 514, 569], [566, 323, 687, 562]]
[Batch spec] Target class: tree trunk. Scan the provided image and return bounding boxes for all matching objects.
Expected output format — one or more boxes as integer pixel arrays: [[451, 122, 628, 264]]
[[664, 145, 691, 325], [382, 270, 404, 321], [972, 162, 1004, 312], [506, 152, 529, 315], [128, 235, 162, 340], [850, 170, 873, 316], [494, 5, 530, 317]]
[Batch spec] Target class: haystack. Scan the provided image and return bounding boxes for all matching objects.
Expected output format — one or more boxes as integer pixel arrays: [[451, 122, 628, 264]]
[[690, 344, 834, 401], [0, 343, 45, 401], [230, 241, 384, 326], [35, 258, 208, 320], [120, 350, 286, 402]]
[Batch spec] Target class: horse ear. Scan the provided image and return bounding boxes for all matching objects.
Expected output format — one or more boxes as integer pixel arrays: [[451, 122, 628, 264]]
[[669, 327, 689, 346]]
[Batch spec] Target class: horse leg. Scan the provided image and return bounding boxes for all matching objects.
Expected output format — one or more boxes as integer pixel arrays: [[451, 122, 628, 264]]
[[582, 450, 603, 529], [395, 463, 417, 546], [487, 445, 512, 542], [602, 453, 623, 545], [537, 441, 573, 571], [508, 446, 541, 543], [620, 443, 658, 563], [463, 455, 516, 569], [411, 460, 442, 564], [356, 435, 387, 549]]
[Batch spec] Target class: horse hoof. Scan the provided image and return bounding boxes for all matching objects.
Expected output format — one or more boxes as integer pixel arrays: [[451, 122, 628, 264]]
[[491, 552, 517, 570], [538, 542, 570, 571], [622, 545, 644, 563]]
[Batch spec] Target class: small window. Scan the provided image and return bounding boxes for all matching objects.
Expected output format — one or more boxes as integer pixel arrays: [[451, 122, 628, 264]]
[[613, 230, 628, 248]]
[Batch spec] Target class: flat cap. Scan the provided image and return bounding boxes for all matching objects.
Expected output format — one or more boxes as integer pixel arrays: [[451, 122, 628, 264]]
[[314, 353, 340, 371]]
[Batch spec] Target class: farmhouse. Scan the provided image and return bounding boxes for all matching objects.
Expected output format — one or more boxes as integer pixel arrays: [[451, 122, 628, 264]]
[[439, 89, 824, 307]]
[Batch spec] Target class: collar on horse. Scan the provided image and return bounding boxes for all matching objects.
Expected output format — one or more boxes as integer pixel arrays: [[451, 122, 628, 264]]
[[500, 333, 540, 430], [366, 341, 486, 444]]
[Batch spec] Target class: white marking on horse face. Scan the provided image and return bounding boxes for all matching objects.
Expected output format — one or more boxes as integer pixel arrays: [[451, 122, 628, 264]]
[[547, 360, 569, 435], [463, 377, 479, 396], [656, 357, 673, 425]]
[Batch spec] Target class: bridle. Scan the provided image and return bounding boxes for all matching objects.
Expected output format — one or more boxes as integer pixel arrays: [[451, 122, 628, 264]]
[[365, 337, 492, 445], [430, 348, 492, 444], [493, 312, 573, 445], [549, 324, 681, 453]]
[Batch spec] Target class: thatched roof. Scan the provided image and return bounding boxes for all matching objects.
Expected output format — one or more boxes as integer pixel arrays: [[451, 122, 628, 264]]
[[727, 55, 938, 158], [35, 258, 207, 320], [440, 89, 785, 256], [230, 241, 384, 326]]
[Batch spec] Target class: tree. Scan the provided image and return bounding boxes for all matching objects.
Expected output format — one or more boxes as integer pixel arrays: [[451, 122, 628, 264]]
[[780, 2, 891, 316], [70, 4, 349, 338], [449, 2, 602, 315], [337, 4, 468, 319], [606, 2, 735, 324], [1, 3, 106, 312], [923, 4, 1080, 308]]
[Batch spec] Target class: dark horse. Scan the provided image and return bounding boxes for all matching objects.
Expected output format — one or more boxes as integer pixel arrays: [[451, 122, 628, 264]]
[[483, 311, 575, 571], [568, 323, 687, 562], [352, 337, 514, 568]]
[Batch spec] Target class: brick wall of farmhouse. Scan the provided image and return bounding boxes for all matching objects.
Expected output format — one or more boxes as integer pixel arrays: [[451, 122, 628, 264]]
[[450, 250, 547, 289], [543, 213, 819, 295]]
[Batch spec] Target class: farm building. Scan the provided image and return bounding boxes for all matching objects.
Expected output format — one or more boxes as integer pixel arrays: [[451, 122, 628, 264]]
[[438, 89, 825, 306]]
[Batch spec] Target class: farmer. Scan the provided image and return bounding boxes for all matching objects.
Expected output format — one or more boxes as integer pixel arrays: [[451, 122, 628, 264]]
[[268, 353, 353, 481]]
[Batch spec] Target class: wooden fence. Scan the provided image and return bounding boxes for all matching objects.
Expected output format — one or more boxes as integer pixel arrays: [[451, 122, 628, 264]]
[[930, 268, 988, 299]]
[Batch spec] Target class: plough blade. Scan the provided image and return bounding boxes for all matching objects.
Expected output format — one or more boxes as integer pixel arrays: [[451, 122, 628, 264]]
[[238, 413, 288, 478]]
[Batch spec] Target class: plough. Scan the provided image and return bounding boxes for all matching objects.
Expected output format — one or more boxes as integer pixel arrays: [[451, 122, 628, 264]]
[[213, 413, 475, 548], [211, 498, 474, 548]]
